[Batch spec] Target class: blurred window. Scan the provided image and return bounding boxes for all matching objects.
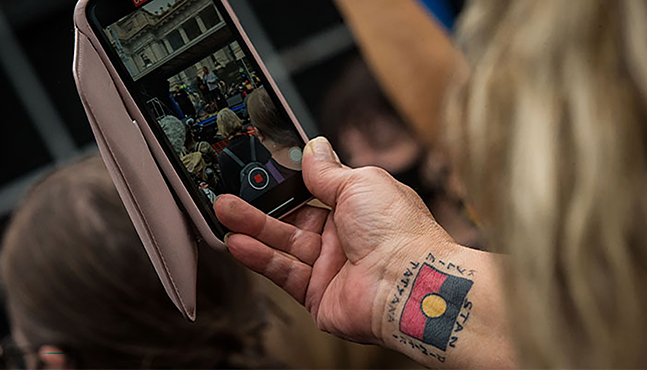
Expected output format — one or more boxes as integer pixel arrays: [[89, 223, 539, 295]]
[[167, 30, 184, 51], [141, 53, 153, 67], [199, 6, 220, 30], [182, 18, 201, 40]]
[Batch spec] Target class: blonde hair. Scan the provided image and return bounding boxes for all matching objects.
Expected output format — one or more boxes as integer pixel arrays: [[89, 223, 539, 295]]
[[217, 108, 243, 137], [447, 0, 647, 367]]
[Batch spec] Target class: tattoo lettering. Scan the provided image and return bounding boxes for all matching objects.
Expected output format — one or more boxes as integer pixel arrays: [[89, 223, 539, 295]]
[[399, 263, 473, 351], [463, 300, 473, 311], [447, 298, 473, 349], [426, 253, 475, 277], [448, 336, 458, 348], [454, 321, 464, 332], [387, 261, 422, 323], [392, 334, 446, 363], [460, 311, 470, 323]]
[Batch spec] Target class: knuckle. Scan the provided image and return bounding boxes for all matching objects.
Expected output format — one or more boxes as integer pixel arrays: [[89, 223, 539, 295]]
[[351, 166, 393, 185], [359, 166, 390, 178], [286, 228, 300, 252]]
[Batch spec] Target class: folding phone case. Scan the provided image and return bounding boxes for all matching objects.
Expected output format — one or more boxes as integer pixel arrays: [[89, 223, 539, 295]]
[[72, 0, 310, 321]]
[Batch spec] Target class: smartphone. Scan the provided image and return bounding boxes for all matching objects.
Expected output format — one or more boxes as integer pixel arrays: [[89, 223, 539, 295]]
[[85, 0, 312, 239]]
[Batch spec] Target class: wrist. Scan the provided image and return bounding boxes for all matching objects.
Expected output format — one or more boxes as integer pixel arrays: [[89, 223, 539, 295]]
[[372, 238, 458, 345], [373, 239, 483, 366]]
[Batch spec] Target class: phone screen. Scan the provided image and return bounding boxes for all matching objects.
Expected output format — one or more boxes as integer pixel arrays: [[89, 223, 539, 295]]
[[89, 0, 312, 235]]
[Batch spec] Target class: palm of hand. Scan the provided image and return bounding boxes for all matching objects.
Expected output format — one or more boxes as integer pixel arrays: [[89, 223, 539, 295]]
[[215, 167, 445, 345], [309, 172, 444, 343]]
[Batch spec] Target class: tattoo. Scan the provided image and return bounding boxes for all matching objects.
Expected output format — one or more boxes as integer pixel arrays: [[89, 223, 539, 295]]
[[387, 261, 421, 323], [389, 255, 475, 360], [392, 334, 446, 363], [399, 263, 473, 351], [426, 253, 475, 277]]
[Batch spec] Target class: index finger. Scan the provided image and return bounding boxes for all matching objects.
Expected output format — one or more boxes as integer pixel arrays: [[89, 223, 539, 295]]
[[214, 195, 322, 265]]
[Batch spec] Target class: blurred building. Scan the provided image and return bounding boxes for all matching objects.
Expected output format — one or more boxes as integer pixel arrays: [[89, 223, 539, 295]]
[[106, 0, 227, 81]]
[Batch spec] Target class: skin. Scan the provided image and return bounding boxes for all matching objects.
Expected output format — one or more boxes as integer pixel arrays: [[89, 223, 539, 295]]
[[215, 138, 516, 368], [256, 133, 302, 171]]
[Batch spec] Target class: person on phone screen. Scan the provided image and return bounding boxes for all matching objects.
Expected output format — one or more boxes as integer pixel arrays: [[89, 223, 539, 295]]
[[247, 87, 302, 179], [201, 67, 226, 109], [172, 86, 196, 119], [202, 67, 219, 93], [216, 108, 276, 201]]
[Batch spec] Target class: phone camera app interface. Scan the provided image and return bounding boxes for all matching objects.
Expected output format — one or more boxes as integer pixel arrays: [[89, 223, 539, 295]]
[[103, 0, 305, 205]]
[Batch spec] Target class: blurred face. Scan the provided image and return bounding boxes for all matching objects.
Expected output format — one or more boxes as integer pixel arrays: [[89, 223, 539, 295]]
[[339, 115, 422, 173], [8, 329, 69, 369]]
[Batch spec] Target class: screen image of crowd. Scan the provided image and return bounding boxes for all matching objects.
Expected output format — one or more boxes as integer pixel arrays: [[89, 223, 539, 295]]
[[155, 68, 304, 204], [104, 0, 305, 204]]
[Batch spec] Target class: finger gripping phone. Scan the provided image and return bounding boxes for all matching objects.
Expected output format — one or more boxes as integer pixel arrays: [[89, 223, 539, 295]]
[[73, 0, 312, 319]]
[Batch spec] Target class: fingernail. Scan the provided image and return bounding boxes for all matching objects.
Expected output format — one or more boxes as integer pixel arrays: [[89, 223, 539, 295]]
[[223, 232, 233, 247], [307, 137, 335, 161]]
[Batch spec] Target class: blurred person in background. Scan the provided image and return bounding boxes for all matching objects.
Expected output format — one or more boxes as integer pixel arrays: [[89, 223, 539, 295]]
[[322, 58, 483, 248], [0, 156, 271, 369], [0, 155, 419, 369]]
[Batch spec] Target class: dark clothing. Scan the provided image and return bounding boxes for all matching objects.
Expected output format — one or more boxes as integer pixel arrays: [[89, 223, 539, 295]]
[[173, 89, 196, 118], [218, 134, 272, 195], [212, 88, 228, 110]]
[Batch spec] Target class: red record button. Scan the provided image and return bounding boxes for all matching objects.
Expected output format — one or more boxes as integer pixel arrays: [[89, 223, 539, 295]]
[[248, 167, 270, 191]]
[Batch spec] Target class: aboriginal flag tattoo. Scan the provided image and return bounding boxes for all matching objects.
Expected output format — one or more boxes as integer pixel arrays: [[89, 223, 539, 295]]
[[400, 263, 473, 351]]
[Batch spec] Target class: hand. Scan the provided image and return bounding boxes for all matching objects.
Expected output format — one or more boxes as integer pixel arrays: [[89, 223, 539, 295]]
[[214, 137, 455, 345]]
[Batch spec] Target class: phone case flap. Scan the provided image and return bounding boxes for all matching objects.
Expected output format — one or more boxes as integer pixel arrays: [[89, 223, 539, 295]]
[[74, 28, 197, 321]]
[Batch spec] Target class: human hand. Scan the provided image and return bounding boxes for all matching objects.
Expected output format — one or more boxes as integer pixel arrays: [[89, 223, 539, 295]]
[[214, 137, 455, 345]]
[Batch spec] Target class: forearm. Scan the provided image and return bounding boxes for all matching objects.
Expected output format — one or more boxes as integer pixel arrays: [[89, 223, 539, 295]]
[[374, 241, 516, 368]]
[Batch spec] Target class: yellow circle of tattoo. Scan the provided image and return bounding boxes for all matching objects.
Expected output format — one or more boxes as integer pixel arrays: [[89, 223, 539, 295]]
[[421, 294, 447, 318]]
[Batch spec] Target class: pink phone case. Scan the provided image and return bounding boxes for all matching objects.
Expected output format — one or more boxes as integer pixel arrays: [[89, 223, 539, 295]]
[[72, 0, 310, 320]]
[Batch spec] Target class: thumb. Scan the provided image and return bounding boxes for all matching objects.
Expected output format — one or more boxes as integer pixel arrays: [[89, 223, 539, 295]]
[[302, 137, 352, 208]]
